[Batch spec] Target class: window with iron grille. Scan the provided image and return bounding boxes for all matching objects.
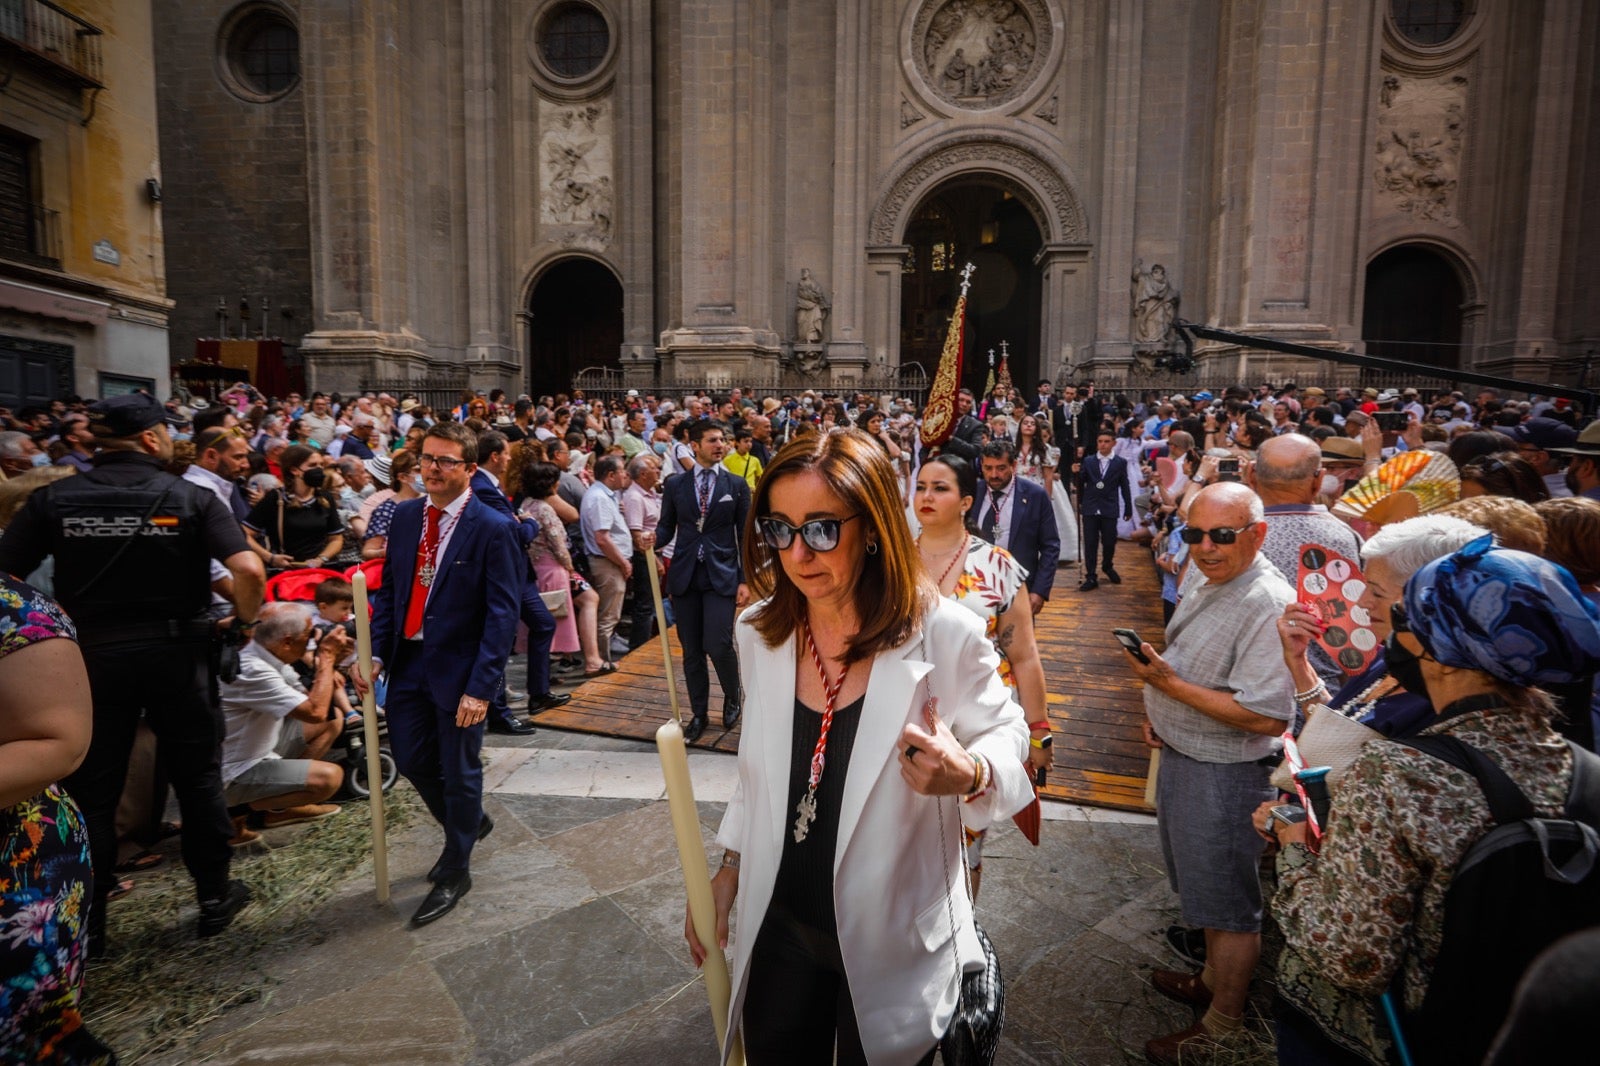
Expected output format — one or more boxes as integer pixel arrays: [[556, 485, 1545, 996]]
[[538, 3, 609, 79]]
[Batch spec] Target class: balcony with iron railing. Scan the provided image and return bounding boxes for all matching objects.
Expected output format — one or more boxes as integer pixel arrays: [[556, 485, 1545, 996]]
[[0, 0, 104, 89], [0, 201, 64, 270]]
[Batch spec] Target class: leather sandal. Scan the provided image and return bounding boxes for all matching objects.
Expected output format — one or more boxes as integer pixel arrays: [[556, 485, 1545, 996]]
[[1150, 968, 1213, 1010]]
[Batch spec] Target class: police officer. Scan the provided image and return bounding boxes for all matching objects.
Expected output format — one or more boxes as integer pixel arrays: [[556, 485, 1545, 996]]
[[0, 393, 267, 954]]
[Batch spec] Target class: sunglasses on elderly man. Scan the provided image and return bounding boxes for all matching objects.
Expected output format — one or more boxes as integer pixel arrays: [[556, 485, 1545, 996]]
[[757, 513, 863, 552], [1178, 525, 1246, 545]]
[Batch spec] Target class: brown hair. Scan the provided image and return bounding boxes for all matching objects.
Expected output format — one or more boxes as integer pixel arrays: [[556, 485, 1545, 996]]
[[1534, 496, 1600, 586], [1439, 496, 1547, 555], [743, 428, 937, 664], [424, 420, 478, 463], [388, 448, 418, 489]]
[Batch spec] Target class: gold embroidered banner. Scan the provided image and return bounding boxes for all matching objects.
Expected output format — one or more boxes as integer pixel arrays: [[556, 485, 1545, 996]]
[[920, 263, 975, 446]]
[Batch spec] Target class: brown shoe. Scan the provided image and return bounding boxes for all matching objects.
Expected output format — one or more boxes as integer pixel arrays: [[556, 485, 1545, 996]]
[[228, 817, 261, 847], [1144, 1020, 1236, 1064], [258, 803, 341, 829], [1150, 968, 1213, 1010]]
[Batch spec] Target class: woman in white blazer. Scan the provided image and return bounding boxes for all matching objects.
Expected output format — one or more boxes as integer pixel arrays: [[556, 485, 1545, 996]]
[[685, 429, 1031, 1065]]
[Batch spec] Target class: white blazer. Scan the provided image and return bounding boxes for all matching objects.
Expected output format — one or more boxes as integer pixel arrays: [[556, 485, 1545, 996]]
[[716, 598, 1031, 1065]]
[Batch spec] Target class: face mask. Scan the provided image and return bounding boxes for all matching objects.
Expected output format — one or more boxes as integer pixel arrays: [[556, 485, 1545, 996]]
[[1383, 632, 1430, 701], [653, 441, 669, 455], [412, 475, 426, 493], [1319, 475, 1342, 498], [300, 467, 327, 488], [30, 452, 51, 467]]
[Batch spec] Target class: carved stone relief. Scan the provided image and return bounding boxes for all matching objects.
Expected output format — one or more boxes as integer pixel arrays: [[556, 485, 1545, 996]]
[[1373, 72, 1466, 227], [913, 0, 1052, 111], [538, 99, 614, 248], [900, 96, 925, 129], [1034, 94, 1058, 124], [870, 136, 1085, 245]]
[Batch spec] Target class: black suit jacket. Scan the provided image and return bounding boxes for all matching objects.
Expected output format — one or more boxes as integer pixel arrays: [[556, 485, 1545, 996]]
[[658, 465, 750, 598], [1076, 453, 1134, 519], [972, 476, 1060, 601], [1030, 394, 1071, 446]]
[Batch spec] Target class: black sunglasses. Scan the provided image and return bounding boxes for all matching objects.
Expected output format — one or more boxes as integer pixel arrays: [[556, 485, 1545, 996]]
[[1179, 525, 1247, 545], [757, 513, 863, 552]]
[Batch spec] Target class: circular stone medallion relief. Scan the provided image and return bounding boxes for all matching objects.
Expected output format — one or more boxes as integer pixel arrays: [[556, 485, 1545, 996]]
[[913, 0, 1051, 111]]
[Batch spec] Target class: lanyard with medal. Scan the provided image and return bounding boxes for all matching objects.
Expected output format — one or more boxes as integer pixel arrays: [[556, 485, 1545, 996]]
[[418, 490, 471, 588], [794, 623, 850, 843]]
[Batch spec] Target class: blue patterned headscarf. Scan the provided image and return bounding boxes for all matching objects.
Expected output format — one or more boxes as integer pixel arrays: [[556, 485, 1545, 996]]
[[1403, 534, 1600, 687]]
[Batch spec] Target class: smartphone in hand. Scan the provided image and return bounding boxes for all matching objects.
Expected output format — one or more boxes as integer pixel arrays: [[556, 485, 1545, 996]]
[[1113, 628, 1150, 665]]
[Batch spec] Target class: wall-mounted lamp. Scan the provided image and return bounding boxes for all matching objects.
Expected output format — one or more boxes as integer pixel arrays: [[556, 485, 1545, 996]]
[[145, 178, 162, 203]]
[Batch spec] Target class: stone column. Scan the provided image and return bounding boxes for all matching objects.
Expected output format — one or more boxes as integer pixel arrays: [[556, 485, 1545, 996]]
[[462, 0, 516, 387], [826, 0, 869, 373], [1090, 0, 1141, 369], [865, 245, 910, 370], [617, 0, 655, 382], [1037, 243, 1093, 385]]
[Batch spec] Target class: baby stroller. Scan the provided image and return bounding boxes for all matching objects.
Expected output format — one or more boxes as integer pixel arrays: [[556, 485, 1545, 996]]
[[264, 566, 400, 799]]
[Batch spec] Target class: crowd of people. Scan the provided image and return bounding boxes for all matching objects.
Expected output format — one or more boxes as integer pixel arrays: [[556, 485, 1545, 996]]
[[1, 371, 1598, 1064]]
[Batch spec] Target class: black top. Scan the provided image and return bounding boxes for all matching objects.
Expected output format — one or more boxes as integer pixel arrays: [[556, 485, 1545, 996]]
[[245, 488, 342, 560], [772, 694, 866, 932]]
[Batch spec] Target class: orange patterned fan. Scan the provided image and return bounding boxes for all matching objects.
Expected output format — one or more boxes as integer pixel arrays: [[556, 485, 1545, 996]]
[[1332, 450, 1460, 526]]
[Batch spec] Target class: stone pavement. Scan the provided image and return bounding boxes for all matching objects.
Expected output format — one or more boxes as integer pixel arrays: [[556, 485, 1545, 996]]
[[163, 718, 1199, 1066]]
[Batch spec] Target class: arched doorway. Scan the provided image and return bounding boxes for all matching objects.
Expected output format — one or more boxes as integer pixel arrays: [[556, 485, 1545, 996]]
[[1362, 245, 1465, 369], [526, 257, 623, 396], [899, 181, 1044, 395]]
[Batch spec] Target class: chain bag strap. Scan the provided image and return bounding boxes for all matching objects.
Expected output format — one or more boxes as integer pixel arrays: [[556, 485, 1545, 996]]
[[919, 633, 1005, 1065]]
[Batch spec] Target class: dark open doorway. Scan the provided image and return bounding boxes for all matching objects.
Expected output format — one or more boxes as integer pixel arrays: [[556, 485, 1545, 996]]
[[1362, 245, 1465, 369], [900, 181, 1043, 395], [526, 257, 623, 397]]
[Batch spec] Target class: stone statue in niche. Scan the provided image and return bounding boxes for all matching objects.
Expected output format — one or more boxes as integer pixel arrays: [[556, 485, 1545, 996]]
[[1131, 260, 1179, 352], [1373, 73, 1466, 227], [795, 268, 830, 343], [919, 0, 1039, 108]]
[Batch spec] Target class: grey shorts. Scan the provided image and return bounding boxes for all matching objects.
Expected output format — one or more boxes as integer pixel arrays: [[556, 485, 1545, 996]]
[[225, 719, 313, 806], [1156, 744, 1276, 933]]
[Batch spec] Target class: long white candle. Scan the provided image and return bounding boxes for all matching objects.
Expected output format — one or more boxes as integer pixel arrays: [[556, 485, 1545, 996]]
[[646, 547, 743, 1062], [352, 569, 390, 904]]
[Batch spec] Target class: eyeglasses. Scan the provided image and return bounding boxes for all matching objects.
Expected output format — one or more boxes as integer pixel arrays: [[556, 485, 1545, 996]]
[[418, 454, 467, 470], [757, 513, 863, 552], [1178, 525, 1247, 545]]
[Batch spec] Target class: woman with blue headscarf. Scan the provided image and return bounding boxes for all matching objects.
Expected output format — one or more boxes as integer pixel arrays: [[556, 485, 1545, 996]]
[[1255, 535, 1600, 1065]]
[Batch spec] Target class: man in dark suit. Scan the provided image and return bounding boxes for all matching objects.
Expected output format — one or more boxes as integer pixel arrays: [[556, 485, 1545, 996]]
[[657, 419, 750, 741], [973, 439, 1060, 613], [1076, 428, 1134, 591], [362, 422, 522, 926], [1072, 383, 1104, 461], [923, 388, 989, 465], [1032, 378, 1072, 446], [471, 430, 568, 733]]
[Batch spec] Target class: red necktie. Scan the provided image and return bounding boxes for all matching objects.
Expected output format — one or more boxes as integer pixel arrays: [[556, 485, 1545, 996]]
[[403, 505, 441, 638]]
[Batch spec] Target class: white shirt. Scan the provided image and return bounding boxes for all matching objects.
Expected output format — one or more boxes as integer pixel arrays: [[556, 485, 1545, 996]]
[[410, 488, 472, 639], [182, 465, 237, 597], [220, 642, 307, 783], [978, 478, 1016, 550]]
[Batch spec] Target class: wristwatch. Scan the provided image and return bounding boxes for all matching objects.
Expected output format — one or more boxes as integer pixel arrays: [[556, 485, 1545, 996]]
[[1030, 734, 1053, 750]]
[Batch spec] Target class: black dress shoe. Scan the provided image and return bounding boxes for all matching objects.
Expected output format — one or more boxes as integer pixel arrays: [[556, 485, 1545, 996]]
[[427, 815, 494, 882], [411, 871, 472, 927], [197, 879, 253, 938], [532, 692, 572, 711], [1078, 578, 1099, 592], [722, 703, 742, 731], [683, 714, 708, 742], [487, 716, 537, 736], [1103, 568, 1122, 584]]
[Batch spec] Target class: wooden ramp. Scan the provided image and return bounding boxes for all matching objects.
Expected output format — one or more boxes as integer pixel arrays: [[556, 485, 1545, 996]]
[[533, 556, 1167, 813]]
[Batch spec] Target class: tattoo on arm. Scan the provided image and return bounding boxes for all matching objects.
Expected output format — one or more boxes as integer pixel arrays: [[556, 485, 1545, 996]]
[[996, 622, 1016, 655]]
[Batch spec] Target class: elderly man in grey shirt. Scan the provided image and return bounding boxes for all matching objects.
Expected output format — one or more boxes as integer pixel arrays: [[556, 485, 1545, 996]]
[[1122, 482, 1294, 1064]]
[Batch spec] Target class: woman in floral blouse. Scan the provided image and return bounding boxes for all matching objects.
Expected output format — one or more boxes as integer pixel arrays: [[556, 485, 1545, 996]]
[[912, 453, 1051, 899], [1, 572, 115, 1063], [1258, 538, 1600, 1064]]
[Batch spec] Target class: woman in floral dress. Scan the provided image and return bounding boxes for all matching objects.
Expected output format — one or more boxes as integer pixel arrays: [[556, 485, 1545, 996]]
[[0, 572, 115, 1064], [912, 453, 1053, 899]]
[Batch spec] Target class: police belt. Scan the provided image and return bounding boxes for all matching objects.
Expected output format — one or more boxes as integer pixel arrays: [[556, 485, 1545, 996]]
[[77, 616, 216, 647]]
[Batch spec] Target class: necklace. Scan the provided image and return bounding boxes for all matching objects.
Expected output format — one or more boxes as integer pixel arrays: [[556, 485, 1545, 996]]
[[793, 623, 850, 844], [918, 533, 969, 591], [1334, 675, 1397, 720]]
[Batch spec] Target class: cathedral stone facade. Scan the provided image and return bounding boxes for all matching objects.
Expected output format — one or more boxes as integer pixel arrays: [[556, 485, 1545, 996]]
[[152, 1, 1600, 399]]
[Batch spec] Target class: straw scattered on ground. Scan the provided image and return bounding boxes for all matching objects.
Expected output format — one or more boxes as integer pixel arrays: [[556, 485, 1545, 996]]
[[82, 790, 418, 1063]]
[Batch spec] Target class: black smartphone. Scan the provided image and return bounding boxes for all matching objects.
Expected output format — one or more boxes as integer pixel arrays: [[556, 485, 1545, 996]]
[[1375, 411, 1409, 432], [1113, 628, 1150, 664], [1034, 766, 1048, 787]]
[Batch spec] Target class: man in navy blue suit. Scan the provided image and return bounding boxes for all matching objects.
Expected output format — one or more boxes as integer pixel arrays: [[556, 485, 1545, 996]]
[[472, 430, 567, 732], [973, 439, 1060, 613], [1076, 428, 1134, 591], [361, 422, 522, 926], [657, 419, 750, 742]]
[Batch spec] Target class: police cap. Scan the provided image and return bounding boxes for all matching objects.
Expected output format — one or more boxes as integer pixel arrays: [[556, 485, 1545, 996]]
[[88, 393, 185, 438]]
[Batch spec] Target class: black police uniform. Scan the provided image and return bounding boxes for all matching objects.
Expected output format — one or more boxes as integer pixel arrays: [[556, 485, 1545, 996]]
[[0, 448, 250, 944]]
